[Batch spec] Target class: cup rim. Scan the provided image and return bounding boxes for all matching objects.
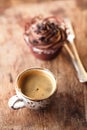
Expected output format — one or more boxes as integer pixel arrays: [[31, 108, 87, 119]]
[[15, 67, 57, 101]]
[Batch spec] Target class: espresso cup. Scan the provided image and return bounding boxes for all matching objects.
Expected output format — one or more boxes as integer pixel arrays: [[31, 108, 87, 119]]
[[8, 68, 57, 110]]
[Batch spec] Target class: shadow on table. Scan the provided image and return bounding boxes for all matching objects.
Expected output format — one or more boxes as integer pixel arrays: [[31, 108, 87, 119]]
[[29, 92, 87, 128]]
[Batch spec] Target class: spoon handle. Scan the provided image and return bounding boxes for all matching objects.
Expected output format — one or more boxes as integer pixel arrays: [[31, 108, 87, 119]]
[[64, 42, 87, 82], [70, 41, 87, 82]]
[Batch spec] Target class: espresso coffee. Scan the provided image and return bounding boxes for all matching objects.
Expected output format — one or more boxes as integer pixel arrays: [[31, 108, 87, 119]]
[[18, 70, 55, 100]]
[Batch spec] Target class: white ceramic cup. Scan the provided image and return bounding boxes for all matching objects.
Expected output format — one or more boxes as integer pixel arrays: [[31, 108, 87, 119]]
[[8, 68, 57, 110]]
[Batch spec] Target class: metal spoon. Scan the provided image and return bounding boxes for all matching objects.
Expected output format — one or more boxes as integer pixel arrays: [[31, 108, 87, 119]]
[[63, 19, 87, 122], [64, 19, 87, 83]]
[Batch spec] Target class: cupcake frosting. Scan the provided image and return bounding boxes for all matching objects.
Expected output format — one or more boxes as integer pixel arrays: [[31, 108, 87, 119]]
[[24, 16, 67, 54]]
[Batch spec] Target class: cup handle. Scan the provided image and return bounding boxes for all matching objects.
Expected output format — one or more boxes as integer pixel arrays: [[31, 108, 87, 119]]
[[8, 95, 25, 110]]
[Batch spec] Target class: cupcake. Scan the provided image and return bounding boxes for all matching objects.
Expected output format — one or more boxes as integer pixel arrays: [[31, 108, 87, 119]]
[[24, 16, 67, 60]]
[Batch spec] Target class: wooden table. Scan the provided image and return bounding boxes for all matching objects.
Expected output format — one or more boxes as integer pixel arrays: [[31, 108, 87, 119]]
[[0, 0, 87, 129]]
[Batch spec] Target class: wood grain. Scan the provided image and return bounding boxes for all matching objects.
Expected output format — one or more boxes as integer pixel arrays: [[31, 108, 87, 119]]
[[0, 0, 87, 130]]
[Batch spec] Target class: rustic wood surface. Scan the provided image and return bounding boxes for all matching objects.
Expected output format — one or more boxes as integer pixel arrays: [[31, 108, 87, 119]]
[[0, 0, 87, 130]]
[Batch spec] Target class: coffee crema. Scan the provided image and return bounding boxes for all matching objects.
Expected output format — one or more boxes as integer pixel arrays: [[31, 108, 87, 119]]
[[18, 70, 55, 100]]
